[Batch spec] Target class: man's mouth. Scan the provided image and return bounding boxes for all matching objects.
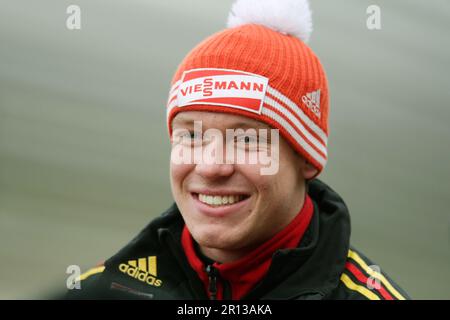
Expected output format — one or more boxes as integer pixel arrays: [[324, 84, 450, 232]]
[[192, 193, 250, 207]]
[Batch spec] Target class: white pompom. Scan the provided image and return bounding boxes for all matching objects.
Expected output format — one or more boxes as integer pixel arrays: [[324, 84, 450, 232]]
[[227, 0, 313, 43]]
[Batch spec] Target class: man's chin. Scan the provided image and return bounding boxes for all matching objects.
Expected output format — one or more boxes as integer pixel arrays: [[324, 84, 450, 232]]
[[194, 230, 241, 251]]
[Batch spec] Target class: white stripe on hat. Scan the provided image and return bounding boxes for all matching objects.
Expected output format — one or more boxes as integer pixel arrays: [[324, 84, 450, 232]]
[[264, 95, 327, 157], [167, 98, 178, 121], [167, 81, 181, 106], [266, 86, 328, 146], [261, 107, 327, 167], [169, 80, 181, 95]]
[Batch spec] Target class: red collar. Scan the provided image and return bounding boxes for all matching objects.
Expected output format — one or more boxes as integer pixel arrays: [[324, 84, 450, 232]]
[[181, 194, 314, 300]]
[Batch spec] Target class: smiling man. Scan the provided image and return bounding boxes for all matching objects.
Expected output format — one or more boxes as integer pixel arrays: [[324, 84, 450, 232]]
[[67, 0, 409, 300], [170, 111, 314, 265]]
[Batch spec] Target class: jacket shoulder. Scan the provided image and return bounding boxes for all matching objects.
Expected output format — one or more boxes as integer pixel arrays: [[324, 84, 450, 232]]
[[65, 206, 186, 300], [329, 247, 410, 300]]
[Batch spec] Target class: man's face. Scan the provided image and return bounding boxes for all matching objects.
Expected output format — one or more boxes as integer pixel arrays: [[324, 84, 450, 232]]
[[170, 111, 313, 260]]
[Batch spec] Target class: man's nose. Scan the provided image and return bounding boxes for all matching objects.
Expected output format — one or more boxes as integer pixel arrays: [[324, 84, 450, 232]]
[[194, 139, 235, 179], [194, 161, 235, 179]]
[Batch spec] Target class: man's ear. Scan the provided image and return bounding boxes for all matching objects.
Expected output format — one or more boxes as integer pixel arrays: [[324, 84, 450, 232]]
[[301, 158, 318, 180]]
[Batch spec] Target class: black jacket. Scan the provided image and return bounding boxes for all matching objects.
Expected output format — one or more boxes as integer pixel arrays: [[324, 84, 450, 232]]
[[66, 179, 410, 300]]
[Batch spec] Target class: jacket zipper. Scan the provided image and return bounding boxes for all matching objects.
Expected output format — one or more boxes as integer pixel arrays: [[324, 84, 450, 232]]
[[205, 264, 233, 300], [205, 264, 218, 300]]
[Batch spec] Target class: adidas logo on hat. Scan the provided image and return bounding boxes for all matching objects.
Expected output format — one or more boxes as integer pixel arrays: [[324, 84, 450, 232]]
[[302, 89, 321, 119]]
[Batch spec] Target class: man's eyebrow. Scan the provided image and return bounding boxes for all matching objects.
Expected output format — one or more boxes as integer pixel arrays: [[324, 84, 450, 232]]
[[228, 122, 271, 130], [172, 116, 196, 127]]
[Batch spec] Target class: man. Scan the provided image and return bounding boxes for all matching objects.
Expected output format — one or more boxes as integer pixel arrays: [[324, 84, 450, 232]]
[[67, 0, 409, 300]]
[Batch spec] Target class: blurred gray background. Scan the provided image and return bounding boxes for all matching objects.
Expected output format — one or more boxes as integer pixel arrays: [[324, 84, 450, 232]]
[[1, 0, 449, 299]]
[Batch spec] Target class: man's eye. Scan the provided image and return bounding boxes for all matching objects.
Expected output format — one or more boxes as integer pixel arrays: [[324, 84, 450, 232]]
[[184, 132, 204, 146], [177, 131, 200, 139], [172, 130, 202, 145], [189, 132, 202, 140], [236, 135, 258, 143]]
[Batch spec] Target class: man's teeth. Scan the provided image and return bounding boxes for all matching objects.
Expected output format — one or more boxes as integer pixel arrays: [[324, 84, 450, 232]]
[[198, 194, 245, 206]]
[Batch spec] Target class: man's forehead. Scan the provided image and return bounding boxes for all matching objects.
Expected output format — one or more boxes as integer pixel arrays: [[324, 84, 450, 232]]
[[172, 111, 272, 130]]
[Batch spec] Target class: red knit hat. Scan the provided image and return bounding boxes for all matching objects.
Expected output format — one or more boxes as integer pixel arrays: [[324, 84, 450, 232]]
[[166, 0, 329, 174]]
